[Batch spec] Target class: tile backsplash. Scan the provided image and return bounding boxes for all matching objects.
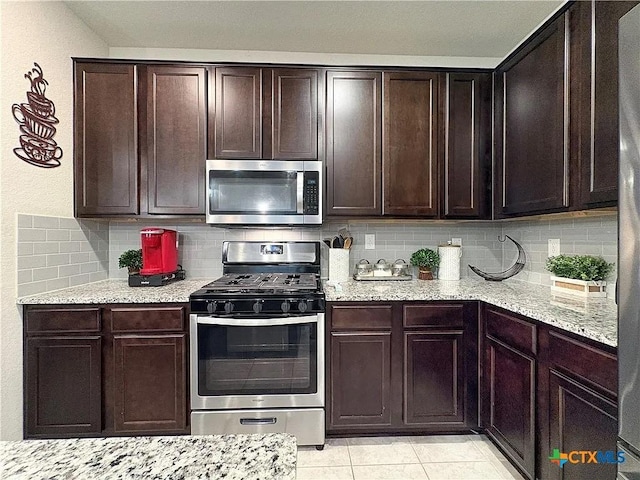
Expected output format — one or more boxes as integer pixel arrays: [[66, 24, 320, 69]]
[[17, 212, 617, 297], [108, 221, 505, 280], [502, 214, 618, 290], [17, 214, 109, 297]]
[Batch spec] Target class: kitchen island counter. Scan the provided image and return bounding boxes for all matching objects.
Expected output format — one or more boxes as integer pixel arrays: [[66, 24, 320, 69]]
[[325, 278, 617, 347], [0, 433, 296, 480]]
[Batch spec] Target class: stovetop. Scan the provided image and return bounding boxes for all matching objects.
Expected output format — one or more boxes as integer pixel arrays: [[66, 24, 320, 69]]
[[203, 273, 319, 292], [190, 241, 324, 316]]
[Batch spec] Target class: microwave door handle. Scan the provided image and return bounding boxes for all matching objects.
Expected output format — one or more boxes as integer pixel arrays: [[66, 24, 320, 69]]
[[196, 315, 319, 327], [296, 172, 304, 214]]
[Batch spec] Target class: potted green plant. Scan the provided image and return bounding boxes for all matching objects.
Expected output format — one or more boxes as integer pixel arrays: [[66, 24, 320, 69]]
[[545, 254, 614, 298], [410, 248, 440, 280], [118, 249, 143, 275]]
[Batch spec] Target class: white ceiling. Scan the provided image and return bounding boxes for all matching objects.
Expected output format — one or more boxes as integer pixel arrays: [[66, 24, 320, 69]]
[[64, 1, 565, 61]]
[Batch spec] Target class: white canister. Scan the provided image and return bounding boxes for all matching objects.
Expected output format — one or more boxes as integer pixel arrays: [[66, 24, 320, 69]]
[[438, 244, 462, 281], [328, 249, 350, 283]]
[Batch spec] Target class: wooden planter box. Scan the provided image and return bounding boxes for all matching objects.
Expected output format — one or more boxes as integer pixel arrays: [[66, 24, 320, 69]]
[[550, 275, 607, 298]]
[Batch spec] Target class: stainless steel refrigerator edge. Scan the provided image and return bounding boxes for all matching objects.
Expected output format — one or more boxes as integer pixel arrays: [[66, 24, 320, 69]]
[[618, 4, 640, 478]]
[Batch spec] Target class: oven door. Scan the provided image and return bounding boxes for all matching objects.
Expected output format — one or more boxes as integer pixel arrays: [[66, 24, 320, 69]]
[[205, 160, 321, 225], [190, 313, 324, 410]]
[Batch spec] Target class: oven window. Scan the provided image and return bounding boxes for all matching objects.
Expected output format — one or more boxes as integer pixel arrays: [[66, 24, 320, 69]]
[[197, 322, 317, 396], [209, 170, 298, 214]]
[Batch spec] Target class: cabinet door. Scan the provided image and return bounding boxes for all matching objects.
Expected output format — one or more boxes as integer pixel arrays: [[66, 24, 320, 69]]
[[112, 334, 187, 433], [144, 66, 206, 214], [547, 370, 618, 480], [575, 1, 637, 207], [495, 15, 569, 216], [485, 339, 536, 479], [326, 71, 382, 216], [214, 67, 262, 158], [329, 332, 391, 428], [443, 73, 492, 219], [404, 331, 464, 425], [382, 71, 439, 217], [271, 69, 318, 159], [25, 336, 101, 437], [74, 63, 137, 216]]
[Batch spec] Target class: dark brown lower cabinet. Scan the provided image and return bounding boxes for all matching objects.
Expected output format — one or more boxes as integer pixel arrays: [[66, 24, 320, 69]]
[[112, 335, 186, 433], [25, 336, 102, 437], [547, 370, 618, 480], [329, 332, 392, 427], [482, 306, 618, 480], [484, 338, 536, 478], [404, 331, 464, 425], [24, 304, 189, 439], [539, 329, 618, 480], [327, 301, 476, 434]]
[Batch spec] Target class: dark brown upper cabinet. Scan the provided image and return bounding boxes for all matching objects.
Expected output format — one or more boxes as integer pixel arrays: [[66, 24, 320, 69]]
[[142, 65, 207, 215], [213, 66, 319, 160], [443, 73, 492, 219], [382, 72, 439, 217], [326, 71, 382, 216], [571, 1, 638, 208], [74, 61, 207, 218], [74, 63, 138, 216], [494, 14, 570, 217]]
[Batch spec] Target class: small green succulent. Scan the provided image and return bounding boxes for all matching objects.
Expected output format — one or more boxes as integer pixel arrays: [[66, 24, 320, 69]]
[[118, 249, 142, 272], [410, 248, 440, 270]]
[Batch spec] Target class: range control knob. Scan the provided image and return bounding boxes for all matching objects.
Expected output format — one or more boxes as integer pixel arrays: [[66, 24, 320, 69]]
[[224, 301, 234, 314], [280, 301, 291, 313], [206, 301, 218, 314], [298, 300, 309, 313], [252, 300, 263, 314]]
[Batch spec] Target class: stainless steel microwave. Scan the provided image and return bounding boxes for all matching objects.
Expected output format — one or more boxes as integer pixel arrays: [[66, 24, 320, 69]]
[[206, 160, 322, 225]]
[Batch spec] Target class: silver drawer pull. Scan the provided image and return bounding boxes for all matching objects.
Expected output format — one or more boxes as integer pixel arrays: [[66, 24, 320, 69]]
[[240, 417, 277, 426]]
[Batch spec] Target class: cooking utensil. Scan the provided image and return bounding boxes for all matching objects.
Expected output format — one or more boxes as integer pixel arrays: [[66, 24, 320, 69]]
[[343, 237, 352, 249], [331, 236, 344, 248]]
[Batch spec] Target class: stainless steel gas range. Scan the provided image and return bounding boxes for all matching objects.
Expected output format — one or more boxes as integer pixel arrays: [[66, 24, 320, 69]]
[[189, 241, 325, 447]]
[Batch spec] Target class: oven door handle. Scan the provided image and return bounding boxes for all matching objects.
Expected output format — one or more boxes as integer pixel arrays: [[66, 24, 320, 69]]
[[195, 315, 319, 327]]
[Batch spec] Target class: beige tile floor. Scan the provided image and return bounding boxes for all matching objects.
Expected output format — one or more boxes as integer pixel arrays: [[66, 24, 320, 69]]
[[297, 434, 526, 480]]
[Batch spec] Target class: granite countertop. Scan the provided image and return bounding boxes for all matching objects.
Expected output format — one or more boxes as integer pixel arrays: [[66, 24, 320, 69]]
[[17, 277, 617, 347], [16, 279, 211, 305], [0, 433, 296, 480], [325, 278, 618, 347]]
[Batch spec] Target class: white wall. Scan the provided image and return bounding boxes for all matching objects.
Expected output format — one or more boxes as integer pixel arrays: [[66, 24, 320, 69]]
[[0, 1, 108, 440], [110, 47, 501, 68]]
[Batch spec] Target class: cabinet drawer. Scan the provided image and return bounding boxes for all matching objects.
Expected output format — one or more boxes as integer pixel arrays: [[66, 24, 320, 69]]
[[403, 304, 464, 328], [548, 331, 617, 396], [330, 305, 393, 330], [109, 306, 185, 333], [26, 308, 101, 334], [485, 308, 536, 356]]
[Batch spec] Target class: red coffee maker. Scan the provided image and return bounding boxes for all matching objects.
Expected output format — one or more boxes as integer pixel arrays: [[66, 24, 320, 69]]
[[139, 228, 178, 276]]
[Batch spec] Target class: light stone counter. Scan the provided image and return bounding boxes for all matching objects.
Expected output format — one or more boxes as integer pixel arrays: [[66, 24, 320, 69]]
[[325, 278, 618, 347], [16, 277, 617, 347], [0, 433, 296, 480], [16, 279, 211, 305]]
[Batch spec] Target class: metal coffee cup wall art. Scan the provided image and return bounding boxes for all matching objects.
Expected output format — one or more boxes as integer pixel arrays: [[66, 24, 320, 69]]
[[12, 63, 62, 168]]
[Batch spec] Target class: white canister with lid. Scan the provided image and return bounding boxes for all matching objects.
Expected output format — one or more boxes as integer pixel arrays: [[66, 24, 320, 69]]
[[438, 243, 462, 281]]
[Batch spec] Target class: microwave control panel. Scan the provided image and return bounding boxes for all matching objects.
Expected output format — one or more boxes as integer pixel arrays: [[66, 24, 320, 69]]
[[303, 172, 320, 215]]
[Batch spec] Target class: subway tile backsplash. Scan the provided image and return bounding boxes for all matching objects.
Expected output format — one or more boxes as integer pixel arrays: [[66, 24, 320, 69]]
[[16, 214, 109, 297], [16, 212, 618, 297], [502, 214, 618, 292]]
